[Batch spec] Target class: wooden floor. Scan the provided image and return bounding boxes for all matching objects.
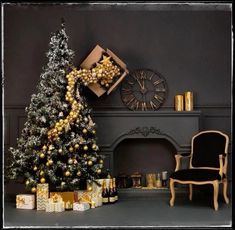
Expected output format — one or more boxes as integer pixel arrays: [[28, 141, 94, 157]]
[[3, 189, 232, 228]]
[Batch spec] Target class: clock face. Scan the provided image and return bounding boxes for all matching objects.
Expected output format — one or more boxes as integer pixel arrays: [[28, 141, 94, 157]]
[[121, 69, 167, 111]]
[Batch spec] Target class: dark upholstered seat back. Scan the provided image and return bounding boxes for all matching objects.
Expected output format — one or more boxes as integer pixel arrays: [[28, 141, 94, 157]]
[[191, 132, 227, 168]]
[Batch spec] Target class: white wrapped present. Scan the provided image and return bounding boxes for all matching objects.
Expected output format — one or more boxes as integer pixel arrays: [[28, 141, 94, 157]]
[[73, 202, 90, 211], [16, 194, 35, 209]]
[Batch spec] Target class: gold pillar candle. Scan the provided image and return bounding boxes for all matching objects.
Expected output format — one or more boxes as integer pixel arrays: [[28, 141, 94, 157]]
[[174, 95, 184, 111], [184, 91, 193, 111]]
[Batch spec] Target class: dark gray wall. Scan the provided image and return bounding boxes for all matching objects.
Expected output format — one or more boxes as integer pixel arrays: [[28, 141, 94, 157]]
[[3, 3, 232, 193]]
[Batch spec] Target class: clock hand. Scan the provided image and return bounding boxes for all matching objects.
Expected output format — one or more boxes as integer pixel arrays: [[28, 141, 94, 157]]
[[137, 79, 144, 90]]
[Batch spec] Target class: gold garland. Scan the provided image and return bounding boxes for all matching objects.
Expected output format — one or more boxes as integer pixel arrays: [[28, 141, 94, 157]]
[[29, 56, 114, 188], [77, 55, 121, 88]]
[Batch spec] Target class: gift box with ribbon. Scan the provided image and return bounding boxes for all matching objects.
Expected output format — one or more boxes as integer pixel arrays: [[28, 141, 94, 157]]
[[74, 190, 92, 204], [50, 192, 74, 210], [36, 183, 49, 210], [16, 194, 35, 209], [45, 194, 65, 212], [73, 202, 90, 211]]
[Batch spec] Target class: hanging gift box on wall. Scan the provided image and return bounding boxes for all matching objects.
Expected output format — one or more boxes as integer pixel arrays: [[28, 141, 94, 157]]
[[80, 45, 129, 97], [16, 194, 35, 209], [36, 183, 49, 210]]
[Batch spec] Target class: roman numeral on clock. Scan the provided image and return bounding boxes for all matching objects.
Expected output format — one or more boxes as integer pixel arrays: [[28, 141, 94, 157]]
[[155, 88, 166, 92], [150, 100, 158, 110], [154, 94, 164, 103], [153, 79, 164, 86], [141, 102, 147, 111]]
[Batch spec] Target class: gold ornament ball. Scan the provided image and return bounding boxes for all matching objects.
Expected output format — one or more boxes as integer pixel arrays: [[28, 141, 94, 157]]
[[83, 145, 88, 151], [58, 149, 63, 153], [69, 147, 74, 152], [46, 162, 50, 167], [33, 166, 37, 171], [92, 130, 96, 134], [40, 178, 46, 183], [83, 154, 87, 158], [40, 171, 44, 176], [99, 159, 104, 164], [88, 160, 93, 166], [40, 153, 45, 158], [83, 129, 87, 134], [77, 171, 81, 176], [68, 159, 73, 164], [42, 145, 47, 151], [73, 159, 78, 164], [97, 169, 102, 174], [87, 186, 92, 192], [31, 187, 36, 193], [74, 144, 79, 149], [25, 180, 30, 185], [65, 171, 70, 177], [48, 159, 53, 165], [61, 182, 65, 187], [92, 144, 97, 150]]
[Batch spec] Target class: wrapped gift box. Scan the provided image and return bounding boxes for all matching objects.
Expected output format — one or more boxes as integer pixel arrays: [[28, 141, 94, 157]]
[[16, 194, 35, 209], [73, 202, 90, 211], [74, 190, 92, 204], [45, 196, 65, 212], [50, 192, 74, 209], [80, 45, 129, 97], [36, 183, 49, 210]]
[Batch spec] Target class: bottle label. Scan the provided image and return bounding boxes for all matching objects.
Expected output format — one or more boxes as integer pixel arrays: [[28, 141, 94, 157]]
[[102, 197, 109, 203], [115, 195, 118, 201], [109, 197, 115, 203]]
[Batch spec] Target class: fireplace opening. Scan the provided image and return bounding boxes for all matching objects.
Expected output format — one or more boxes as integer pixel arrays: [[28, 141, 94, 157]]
[[113, 138, 177, 187]]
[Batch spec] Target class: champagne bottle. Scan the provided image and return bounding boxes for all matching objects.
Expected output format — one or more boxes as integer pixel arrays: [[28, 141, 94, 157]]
[[102, 180, 109, 205], [107, 169, 111, 179], [113, 178, 118, 202], [108, 179, 115, 204]]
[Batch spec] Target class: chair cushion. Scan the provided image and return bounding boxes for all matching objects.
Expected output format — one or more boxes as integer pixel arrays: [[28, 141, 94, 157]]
[[170, 169, 225, 182]]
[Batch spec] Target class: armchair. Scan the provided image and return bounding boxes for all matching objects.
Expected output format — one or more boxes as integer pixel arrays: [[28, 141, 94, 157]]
[[169, 130, 229, 210]]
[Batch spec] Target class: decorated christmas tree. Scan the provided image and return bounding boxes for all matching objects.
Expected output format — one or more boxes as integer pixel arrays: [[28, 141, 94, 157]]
[[7, 20, 104, 193]]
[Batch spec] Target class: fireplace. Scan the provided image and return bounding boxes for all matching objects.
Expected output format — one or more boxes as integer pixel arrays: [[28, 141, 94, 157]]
[[93, 110, 202, 175], [113, 138, 176, 177]]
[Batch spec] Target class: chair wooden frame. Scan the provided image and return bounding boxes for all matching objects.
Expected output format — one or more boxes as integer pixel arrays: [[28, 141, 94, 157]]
[[169, 130, 229, 210]]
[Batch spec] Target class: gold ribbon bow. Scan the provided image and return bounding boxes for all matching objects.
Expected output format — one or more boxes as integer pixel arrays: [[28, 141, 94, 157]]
[[16, 197, 25, 206], [51, 193, 62, 203], [37, 188, 48, 197]]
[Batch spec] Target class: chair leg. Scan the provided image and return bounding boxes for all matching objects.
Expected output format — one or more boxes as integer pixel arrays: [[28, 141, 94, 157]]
[[212, 181, 219, 211], [189, 184, 193, 201], [223, 179, 229, 204], [169, 179, 175, 207]]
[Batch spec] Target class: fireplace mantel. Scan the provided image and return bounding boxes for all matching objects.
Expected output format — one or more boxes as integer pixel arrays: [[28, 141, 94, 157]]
[[92, 110, 202, 171]]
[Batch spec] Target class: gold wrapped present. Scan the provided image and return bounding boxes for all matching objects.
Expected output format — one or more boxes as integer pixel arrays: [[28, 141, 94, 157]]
[[74, 190, 92, 204], [50, 191, 74, 204], [16, 194, 35, 209], [36, 183, 49, 210]]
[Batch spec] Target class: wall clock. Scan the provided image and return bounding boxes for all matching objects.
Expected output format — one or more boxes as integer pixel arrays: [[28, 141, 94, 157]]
[[121, 69, 167, 111]]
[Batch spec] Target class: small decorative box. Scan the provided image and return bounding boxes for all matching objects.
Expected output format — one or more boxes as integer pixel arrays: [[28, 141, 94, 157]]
[[74, 190, 92, 203], [50, 191, 74, 204], [36, 183, 49, 210], [16, 194, 35, 209], [73, 202, 90, 211]]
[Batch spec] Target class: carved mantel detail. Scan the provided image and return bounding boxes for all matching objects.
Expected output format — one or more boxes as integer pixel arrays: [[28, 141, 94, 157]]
[[126, 127, 165, 137]]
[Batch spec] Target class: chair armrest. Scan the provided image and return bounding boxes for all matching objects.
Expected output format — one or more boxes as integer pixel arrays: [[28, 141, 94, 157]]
[[219, 154, 224, 177], [174, 153, 192, 171]]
